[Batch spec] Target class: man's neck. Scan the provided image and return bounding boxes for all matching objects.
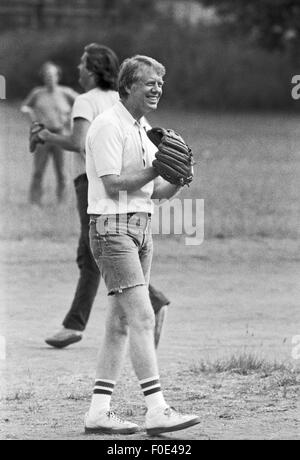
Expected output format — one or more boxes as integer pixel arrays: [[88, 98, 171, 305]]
[[46, 85, 58, 93], [121, 99, 145, 122], [84, 81, 97, 92]]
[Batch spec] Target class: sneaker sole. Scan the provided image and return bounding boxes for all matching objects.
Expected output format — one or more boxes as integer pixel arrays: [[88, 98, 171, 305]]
[[45, 335, 82, 349], [146, 417, 200, 436], [85, 426, 140, 435]]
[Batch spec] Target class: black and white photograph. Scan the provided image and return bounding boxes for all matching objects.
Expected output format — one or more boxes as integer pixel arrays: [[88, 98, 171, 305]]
[[0, 0, 299, 442]]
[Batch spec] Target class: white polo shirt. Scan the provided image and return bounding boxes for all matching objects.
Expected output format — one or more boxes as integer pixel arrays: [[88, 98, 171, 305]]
[[70, 88, 119, 178], [86, 101, 157, 215]]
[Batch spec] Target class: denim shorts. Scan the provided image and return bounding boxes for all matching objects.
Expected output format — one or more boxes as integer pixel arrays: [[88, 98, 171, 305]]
[[89, 213, 153, 296]]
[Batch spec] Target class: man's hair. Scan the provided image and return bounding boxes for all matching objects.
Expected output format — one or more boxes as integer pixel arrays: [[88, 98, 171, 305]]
[[118, 55, 166, 99], [84, 43, 119, 91], [39, 61, 62, 80]]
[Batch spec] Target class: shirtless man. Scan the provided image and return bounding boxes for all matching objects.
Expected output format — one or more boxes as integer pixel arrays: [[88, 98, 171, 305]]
[[21, 61, 78, 204]]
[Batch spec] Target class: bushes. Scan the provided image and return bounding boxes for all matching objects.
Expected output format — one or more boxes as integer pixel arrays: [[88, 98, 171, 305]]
[[0, 22, 296, 110]]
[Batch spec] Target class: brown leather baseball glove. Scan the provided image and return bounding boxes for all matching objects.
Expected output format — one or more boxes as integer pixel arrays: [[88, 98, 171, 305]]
[[147, 127, 194, 186]]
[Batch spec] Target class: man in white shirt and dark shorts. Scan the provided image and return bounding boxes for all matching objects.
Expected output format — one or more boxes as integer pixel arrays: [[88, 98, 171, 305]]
[[85, 55, 199, 435]]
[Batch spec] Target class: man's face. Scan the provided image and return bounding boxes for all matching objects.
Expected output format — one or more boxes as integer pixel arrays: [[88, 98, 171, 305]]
[[43, 65, 59, 87], [127, 65, 164, 117], [78, 52, 91, 89]]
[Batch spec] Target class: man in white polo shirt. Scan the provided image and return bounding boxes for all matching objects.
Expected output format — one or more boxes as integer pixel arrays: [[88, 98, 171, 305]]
[[85, 55, 200, 435]]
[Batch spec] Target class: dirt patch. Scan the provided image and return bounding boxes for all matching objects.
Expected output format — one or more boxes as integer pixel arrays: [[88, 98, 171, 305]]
[[0, 237, 299, 440]]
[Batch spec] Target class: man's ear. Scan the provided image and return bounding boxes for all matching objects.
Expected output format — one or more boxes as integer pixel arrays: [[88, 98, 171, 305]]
[[124, 85, 131, 96]]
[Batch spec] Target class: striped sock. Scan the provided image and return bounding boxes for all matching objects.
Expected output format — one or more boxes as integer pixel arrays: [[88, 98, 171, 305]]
[[89, 379, 115, 415], [139, 376, 167, 411]]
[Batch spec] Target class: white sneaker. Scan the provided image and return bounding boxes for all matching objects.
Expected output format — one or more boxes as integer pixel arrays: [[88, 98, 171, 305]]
[[146, 406, 200, 436], [84, 410, 140, 435]]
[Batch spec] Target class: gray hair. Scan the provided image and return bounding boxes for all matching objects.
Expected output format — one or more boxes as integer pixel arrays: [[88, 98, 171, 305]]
[[118, 55, 166, 99]]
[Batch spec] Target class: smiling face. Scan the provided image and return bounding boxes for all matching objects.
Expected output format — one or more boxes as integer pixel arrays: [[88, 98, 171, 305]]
[[126, 65, 164, 119]]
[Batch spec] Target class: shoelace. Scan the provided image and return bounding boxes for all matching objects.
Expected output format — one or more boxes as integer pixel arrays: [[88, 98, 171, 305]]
[[107, 411, 129, 424], [164, 407, 184, 418]]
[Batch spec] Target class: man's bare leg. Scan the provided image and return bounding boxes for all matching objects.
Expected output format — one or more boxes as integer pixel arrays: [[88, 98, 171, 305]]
[[94, 298, 129, 381], [113, 285, 200, 435], [86, 285, 199, 435], [85, 299, 139, 434], [154, 306, 167, 348]]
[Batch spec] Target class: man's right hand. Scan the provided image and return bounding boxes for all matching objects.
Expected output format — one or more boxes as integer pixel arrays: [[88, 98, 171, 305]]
[[37, 128, 53, 142], [29, 122, 45, 153]]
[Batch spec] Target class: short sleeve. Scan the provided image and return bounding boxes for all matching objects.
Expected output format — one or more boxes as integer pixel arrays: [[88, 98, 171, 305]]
[[88, 122, 123, 178], [72, 95, 94, 123]]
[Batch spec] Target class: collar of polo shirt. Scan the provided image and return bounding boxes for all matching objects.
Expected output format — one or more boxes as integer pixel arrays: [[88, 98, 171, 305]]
[[118, 100, 148, 131]]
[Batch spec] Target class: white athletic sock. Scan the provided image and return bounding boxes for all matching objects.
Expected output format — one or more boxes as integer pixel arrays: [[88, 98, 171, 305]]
[[139, 375, 167, 411], [89, 379, 115, 416]]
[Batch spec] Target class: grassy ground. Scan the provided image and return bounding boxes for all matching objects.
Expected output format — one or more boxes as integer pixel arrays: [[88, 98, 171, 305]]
[[0, 103, 299, 240], [0, 104, 299, 440]]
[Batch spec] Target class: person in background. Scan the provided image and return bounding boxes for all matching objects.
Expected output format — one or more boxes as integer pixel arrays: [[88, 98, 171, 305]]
[[21, 61, 78, 205]]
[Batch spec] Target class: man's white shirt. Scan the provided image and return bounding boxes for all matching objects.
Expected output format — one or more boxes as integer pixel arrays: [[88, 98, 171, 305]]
[[86, 101, 157, 215], [72, 88, 119, 123], [71, 88, 119, 178]]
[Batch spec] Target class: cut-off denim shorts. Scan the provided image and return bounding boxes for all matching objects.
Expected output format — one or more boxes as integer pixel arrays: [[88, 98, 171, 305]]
[[89, 212, 153, 296]]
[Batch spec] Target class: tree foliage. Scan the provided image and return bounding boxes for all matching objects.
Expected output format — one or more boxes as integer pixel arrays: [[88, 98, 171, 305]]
[[198, 0, 300, 51], [101, 0, 157, 24]]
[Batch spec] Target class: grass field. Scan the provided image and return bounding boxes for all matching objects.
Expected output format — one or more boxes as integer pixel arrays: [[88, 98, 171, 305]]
[[0, 103, 299, 240], [0, 103, 299, 440]]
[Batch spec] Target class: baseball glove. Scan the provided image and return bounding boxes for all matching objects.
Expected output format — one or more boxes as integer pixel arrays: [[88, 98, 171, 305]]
[[147, 127, 194, 186], [29, 122, 45, 153]]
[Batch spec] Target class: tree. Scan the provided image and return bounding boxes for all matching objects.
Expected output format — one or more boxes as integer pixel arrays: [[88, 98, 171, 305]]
[[101, 0, 157, 25], [198, 0, 300, 52]]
